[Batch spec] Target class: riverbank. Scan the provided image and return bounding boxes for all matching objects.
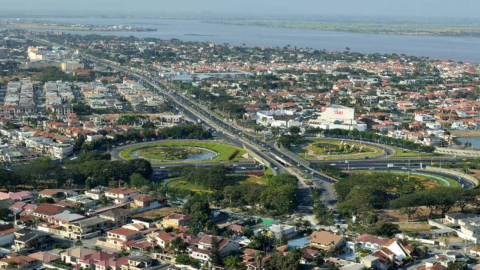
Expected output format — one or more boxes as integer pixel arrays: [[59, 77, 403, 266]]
[[0, 24, 156, 32], [201, 20, 480, 39], [451, 130, 480, 137]]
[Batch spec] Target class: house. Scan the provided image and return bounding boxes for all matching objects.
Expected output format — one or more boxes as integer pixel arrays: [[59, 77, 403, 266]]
[[94, 256, 128, 270], [32, 203, 65, 219], [299, 247, 320, 264], [105, 188, 137, 204], [354, 234, 390, 251], [66, 195, 96, 208], [13, 229, 53, 252], [121, 256, 170, 270], [308, 231, 346, 249], [38, 189, 78, 199], [77, 251, 118, 269], [188, 235, 239, 263], [384, 239, 413, 261], [10, 201, 37, 216], [0, 191, 33, 203], [85, 186, 107, 200], [48, 210, 85, 226], [0, 254, 39, 269], [99, 208, 131, 227], [0, 223, 19, 247], [130, 195, 166, 212], [99, 228, 143, 250], [65, 217, 108, 240], [161, 214, 192, 229], [28, 252, 60, 264], [61, 247, 96, 264], [264, 224, 297, 241], [152, 231, 175, 248]]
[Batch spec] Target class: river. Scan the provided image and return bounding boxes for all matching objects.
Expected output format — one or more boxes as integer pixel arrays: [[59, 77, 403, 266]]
[[456, 137, 480, 149], [23, 18, 480, 63]]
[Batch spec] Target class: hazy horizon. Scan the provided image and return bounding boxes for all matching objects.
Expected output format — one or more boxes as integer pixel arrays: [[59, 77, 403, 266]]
[[0, 0, 480, 19]]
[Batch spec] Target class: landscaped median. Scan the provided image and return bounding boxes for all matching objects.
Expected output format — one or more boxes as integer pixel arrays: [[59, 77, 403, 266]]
[[119, 141, 246, 164], [295, 138, 385, 160]]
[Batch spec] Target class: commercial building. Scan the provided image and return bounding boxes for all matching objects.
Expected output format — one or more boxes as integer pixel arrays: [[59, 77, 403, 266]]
[[308, 105, 367, 131]]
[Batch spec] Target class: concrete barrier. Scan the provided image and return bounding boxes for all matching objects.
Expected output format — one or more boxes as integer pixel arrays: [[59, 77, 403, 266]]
[[435, 147, 480, 157], [424, 166, 479, 186]]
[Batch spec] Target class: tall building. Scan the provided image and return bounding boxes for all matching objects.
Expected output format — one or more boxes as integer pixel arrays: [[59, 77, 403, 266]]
[[308, 105, 367, 131]]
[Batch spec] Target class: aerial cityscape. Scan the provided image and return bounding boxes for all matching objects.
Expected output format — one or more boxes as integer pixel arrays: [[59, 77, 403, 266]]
[[1, 0, 480, 270]]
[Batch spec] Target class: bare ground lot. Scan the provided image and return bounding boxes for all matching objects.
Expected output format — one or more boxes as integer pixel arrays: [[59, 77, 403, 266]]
[[377, 206, 463, 223], [132, 206, 180, 221]]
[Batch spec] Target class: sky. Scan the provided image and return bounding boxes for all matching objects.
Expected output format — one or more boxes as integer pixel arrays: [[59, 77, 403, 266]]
[[0, 0, 480, 18]]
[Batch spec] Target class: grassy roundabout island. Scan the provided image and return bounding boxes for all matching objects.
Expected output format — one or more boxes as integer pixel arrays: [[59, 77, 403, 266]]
[[347, 171, 461, 188], [297, 139, 384, 160], [119, 141, 246, 164]]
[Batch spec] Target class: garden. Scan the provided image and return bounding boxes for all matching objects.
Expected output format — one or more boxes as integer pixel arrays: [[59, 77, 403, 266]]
[[297, 139, 384, 160], [119, 141, 245, 164]]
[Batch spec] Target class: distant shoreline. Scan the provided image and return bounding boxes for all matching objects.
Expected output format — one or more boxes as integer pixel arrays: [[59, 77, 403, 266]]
[[0, 24, 157, 32], [451, 130, 480, 137], [201, 20, 480, 39]]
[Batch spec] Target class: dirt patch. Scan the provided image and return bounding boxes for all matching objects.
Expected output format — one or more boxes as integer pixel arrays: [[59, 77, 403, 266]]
[[377, 206, 464, 223], [397, 223, 431, 232], [451, 130, 480, 137], [132, 206, 180, 221]]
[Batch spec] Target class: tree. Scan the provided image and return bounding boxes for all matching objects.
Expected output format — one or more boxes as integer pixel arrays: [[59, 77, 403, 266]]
[[288, 126, 300, 135], [182, 195, 211, 231], [210, 236, 222, 267], [264, 251, 301, 270], [129, 173, 149, 189], [223, 253, 240, 269], [170, 237, 188, 254], [75, 240, 83, 247], [99, 195, 109, 206], [373, 222, 399, 237], [313, 201, 334, 226], [390, 193, 423, 221], [447, 261, 468, 270], [37, 197, 55, 204]]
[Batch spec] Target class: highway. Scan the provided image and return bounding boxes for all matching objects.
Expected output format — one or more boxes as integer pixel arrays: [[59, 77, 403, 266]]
[[82, 54, 476, 214]]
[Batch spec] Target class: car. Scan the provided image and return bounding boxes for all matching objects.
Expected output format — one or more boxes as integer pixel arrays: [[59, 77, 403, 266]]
[[330, 163, 337, 166], [240, 167, 246, 169], [160, 166, 166, 169]]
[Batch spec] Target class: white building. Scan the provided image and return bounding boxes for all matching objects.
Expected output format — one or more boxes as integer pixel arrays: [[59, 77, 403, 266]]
[[105, 188, 137, 204], [256, 110, 299, 128], [414, 114, 436, 123], [308, 105, 367, 131], [188, 235, 239, 263]]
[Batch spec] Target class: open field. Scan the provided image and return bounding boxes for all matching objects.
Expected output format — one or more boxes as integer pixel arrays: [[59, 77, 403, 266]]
[[119, 141, 245, 163], [131, 206, 180, 221], [297, 139, 384, 160]]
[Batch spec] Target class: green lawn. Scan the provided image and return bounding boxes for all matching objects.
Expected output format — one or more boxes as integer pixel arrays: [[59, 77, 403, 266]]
[[119, 141, 245, 164], [389, 146, 439, 158], [299, 139, 384, 160], [348, 170, 461, 188]]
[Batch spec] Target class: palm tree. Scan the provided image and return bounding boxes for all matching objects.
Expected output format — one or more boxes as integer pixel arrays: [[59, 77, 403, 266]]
[[254, 252, 263, 270], [224, 254, 240, 269]]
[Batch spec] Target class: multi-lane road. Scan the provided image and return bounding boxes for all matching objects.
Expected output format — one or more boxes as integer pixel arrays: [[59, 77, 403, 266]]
[[83, 54, 476, 213]]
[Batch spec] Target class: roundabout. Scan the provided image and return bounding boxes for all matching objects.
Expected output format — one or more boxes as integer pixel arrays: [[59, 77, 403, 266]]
[[297, 139, 385, 160], [118, 141, 246, 164]]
